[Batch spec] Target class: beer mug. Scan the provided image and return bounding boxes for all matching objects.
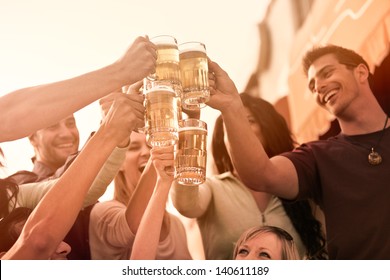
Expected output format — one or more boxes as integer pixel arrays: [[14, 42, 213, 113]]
[[143, 79, 180, 147], [179, 42, 210, 110], [149, 35, 181, 88], [175, 118, 207, 185]]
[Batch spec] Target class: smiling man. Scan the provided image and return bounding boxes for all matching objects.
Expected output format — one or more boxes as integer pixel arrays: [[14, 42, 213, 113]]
[[206, 45, 390, 259], [28, 115, 80, 180]]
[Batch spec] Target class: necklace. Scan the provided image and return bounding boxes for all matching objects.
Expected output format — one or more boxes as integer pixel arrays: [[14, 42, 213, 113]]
[[343, 116, 389, 165], [367, 115, 388, 165]]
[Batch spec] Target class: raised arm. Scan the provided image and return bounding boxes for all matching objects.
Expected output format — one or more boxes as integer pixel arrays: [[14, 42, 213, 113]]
[[12, 145, 127, 213], [130, 145, 175, 260], [0, 36, 156, 142], [99, 83, 169, 241], [2, 92, 144, 259], [206, 59, 298, 199], [170, 181, 212, 218]]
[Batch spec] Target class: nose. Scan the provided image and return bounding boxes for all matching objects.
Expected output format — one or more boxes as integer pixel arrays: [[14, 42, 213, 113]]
[[313, 79, 327, 95], [141, 143, 151, 158], [51, 241, 71, 260]]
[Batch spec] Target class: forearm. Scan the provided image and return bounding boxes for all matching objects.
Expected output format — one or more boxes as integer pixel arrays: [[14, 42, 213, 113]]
[[84, 145, 127, 206], [5, 128, 118, 259], [125, 160, 157, 233], [170, 182, 210, 218], [130, 179, 171, 260], [222, 101, 271, 191], [0, 63, 124, 142], [15, 146, 126, 211]]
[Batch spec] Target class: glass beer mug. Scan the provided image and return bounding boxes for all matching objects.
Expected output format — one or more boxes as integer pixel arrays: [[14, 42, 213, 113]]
[[174, 118, 207, 185], [143, 79, 180, 147], [149, 35, 181, 90], [179, 41, 210, 110]]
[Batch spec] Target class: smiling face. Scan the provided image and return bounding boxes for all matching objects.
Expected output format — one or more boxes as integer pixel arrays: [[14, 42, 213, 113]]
[[29, 115, 79, 170], [307, 54, 361, 117], [120, 132, 151, 191]]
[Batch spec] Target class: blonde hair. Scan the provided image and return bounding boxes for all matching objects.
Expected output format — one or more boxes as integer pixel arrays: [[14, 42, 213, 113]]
[[233, 225, 300, 260], [113, 170, 136, 205]]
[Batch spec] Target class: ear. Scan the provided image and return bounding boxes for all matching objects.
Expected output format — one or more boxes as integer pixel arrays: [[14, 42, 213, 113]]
[[28, 133, 38, 147], [356, 63, 370, 82]]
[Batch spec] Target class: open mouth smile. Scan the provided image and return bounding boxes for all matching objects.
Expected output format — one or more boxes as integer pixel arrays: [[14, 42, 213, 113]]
[[322, 87, 339, 104]]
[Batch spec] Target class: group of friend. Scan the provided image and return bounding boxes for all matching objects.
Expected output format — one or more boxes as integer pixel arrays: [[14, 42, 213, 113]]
[[0, 35, 389, 260]]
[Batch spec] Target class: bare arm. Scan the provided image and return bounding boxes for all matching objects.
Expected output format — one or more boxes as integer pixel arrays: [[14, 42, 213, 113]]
[[13, 145, 127, 212], [99, 82, 170, 241], [0, 36, 156, 142], [2, 92, 144, 259], [206, 59, 299, 199], [130, 146, 175, 260], [83, 145, 128, 205], [170, 182, 212, 218], [123, 151, 172, 242]]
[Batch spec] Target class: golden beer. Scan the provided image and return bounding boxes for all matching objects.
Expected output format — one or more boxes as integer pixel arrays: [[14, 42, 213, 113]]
[[144, 84, 180, 147], [175, 119, 207, 185], [155, 44, 181, 85], [149, 36, 181, 88], [179, 42, 210, 110]]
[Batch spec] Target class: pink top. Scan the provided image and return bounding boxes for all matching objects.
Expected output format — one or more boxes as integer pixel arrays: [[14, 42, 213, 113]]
[[89, 199, 192, 260]]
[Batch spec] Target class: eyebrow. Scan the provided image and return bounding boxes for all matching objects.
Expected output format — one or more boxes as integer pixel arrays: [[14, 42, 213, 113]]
[[308, 65, 334, 92]]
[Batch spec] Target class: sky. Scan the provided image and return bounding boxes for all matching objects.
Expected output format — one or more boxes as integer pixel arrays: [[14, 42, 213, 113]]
[[0, 0, 269, 175]]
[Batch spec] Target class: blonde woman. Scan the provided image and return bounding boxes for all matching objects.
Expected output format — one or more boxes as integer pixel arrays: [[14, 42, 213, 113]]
[[233, 226, 299, 260], [89, 84, 191, 260]]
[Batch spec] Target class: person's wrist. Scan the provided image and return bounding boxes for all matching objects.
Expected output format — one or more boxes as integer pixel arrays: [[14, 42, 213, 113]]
[[117, 136, 130, 148], [220, 95, 243, 116]]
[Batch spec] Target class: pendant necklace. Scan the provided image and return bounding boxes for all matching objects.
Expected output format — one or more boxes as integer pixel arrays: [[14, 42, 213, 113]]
[[368, 115, 388, 165], [344, 115, 388, 166]]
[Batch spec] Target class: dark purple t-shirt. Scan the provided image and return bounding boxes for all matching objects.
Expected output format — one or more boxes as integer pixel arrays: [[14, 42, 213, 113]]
[[281, 127, 390, 259]]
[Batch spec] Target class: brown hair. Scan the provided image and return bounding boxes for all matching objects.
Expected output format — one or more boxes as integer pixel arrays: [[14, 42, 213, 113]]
[[113, 170, 135, 206], [0, 207, 32, 253], [302, 44, 371, 76], [212, 92, 295, 174]]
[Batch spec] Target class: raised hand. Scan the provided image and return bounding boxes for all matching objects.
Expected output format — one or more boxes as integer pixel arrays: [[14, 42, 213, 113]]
[[150, 145, 175, 182], [99, 92, 145, 146], [206, 58, 241, 113], [117, 36, 157, 85]]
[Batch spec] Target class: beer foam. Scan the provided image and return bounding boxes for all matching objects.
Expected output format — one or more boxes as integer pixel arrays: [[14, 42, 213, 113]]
[[179, 49, 206, 56], [178, 126, 207, 133], [145, 87, 176, 94], [156, 43, 178, 50], [179, 42, 206, 53]]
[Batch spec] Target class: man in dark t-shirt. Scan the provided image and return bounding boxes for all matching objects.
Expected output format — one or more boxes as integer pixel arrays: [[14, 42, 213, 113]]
[[207, 45, 390, 259]]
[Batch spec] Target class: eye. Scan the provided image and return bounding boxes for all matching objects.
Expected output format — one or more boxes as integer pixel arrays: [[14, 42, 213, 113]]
[[237, 248, 249, 256], [128, 144, 141, 152], [247, 117, 257, 125], [323, 69, 332, 78], [66, 119, 77, 128], [46, 124, 59, 131], [320, 67, 335, 80], [259, 251, 271, 259]]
